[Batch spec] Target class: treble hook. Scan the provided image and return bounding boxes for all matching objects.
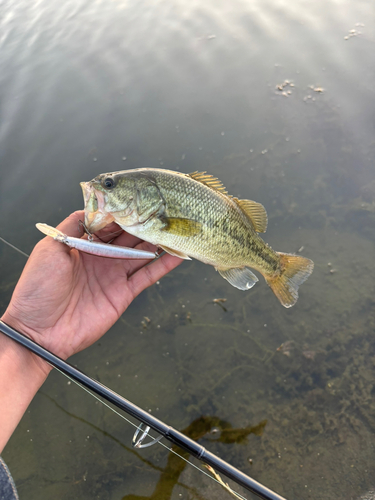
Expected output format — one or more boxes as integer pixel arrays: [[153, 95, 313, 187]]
[[78, 220, 120, 244], [78, 220, 94, 242], [132, 423, 163, 449]]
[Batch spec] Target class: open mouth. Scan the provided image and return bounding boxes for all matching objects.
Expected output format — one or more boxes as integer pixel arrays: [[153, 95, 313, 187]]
[[80, 182, 114, 232], [80, 183, 97, 211]]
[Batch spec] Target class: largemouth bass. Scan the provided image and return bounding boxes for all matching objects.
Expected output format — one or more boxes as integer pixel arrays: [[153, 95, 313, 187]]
[[80, 168, 313, 307]]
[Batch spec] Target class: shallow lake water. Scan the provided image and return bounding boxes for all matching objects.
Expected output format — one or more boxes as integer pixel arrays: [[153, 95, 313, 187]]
[[0, 0, 374, 499]]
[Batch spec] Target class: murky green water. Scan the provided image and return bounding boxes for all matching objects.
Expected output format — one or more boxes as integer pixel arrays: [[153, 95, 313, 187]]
[[1, 0, 374, 499]]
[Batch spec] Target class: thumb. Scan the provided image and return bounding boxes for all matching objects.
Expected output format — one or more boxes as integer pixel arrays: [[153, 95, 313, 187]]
[[56, 211, 86, 238]]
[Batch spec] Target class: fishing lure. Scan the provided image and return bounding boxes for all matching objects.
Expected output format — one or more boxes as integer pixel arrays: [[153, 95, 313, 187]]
[[36, 223, 157, 260]]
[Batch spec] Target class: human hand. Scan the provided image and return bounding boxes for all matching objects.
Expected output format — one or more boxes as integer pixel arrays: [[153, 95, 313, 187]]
[[1, 211, 182, 372]]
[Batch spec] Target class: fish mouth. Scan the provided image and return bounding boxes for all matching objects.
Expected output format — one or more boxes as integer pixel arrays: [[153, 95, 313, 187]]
[[80, 182, 114, 232], [80, 181, 93, 206]]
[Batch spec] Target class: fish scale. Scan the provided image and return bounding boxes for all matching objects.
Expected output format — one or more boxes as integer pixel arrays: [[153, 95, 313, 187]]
[[130, 169, 274, 270]]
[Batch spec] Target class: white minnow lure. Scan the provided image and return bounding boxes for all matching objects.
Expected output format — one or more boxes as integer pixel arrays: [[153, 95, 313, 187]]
[[36, 223, 157, 260]]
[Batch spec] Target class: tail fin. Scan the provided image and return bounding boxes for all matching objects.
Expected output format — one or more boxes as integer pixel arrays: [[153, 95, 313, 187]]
[[266, 252, 314, 308]]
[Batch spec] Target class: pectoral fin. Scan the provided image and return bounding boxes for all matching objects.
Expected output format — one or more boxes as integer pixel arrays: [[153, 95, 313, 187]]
[[160, 217, 202, 237], [158, 245, 191, 260], [217, 267, 258, 290], [233, 199, 268, 233]]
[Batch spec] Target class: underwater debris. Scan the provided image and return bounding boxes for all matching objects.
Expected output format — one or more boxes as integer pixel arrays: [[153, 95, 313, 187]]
[[276, 80, 295, 97], [308, 85, 325, 93], [329, 268, 337, 274], [202, 418, 267, 444], [277, 340, 295, 357], [197, 34, 217, 41], [302, 85, 325, 102], [344, 25, 363, 40], [277, 340, 325, 361], [218, 420, 267, 444], [358, 491, 375, 500], [302, 349, 317, 360], [303, 94, 315, 103], [204, 465, 244, 500], [141, 317, 151, 329], [212, 298, 228, 312]]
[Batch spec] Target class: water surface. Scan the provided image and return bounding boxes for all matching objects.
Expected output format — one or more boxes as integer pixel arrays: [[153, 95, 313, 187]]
[[1, 0, 374, 499]]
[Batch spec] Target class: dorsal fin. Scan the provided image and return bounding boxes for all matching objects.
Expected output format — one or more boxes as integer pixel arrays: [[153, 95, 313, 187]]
[[188, 171, 228, 195], [233, 198, 268, 233]]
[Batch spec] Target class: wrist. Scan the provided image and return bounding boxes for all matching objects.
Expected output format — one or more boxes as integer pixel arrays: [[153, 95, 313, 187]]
[[0, 313, 53, 379], [0, 317, 51, 453]]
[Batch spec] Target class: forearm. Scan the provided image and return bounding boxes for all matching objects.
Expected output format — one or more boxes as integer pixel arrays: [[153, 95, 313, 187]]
[[0, 317, 50, 453]]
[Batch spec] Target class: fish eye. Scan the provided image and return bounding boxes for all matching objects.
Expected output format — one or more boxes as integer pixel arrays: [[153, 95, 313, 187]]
[[103, 177, 115, 189]]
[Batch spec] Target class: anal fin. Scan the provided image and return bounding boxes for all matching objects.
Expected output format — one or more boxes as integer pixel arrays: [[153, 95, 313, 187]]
[[217, 267, 258, 290]]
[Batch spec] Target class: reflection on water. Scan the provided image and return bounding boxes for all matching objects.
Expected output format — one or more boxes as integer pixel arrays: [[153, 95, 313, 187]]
[[121, 415, 266, 500], [0, 0, 374, 499]]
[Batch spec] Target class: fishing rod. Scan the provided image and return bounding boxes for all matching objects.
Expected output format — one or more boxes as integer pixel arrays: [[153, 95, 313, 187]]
[[0, 320, 287, 500]]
